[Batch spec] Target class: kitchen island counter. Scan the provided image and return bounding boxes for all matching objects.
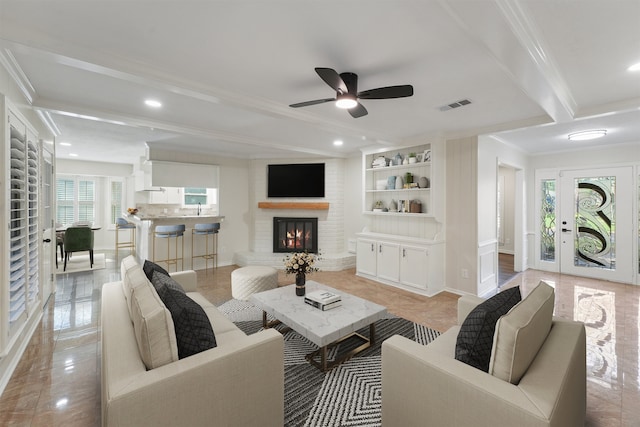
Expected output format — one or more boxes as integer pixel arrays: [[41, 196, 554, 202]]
[[128, 214, 225, 270]]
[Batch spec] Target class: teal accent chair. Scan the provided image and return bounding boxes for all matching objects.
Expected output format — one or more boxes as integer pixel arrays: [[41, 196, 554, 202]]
[[63, 226, 94, 271]]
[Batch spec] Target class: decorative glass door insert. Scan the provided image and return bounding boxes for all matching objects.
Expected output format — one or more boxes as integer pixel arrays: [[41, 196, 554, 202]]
[[573, 176, 615, 269]]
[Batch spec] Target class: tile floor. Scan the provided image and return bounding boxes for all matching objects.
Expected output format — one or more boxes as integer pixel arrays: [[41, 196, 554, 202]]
[[0, 252, 638, 426]]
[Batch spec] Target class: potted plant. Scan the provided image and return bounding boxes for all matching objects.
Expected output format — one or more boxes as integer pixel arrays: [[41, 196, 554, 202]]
[[408, 152, 417, 164], [373, 200, 385, 212]]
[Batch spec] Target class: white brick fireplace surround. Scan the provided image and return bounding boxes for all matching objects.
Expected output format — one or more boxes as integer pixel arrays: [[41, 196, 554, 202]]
[[234, 158, 356, 271]]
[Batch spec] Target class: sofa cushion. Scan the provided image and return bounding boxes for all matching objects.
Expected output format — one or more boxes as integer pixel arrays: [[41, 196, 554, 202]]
[[489, 281, 555, 384], [143, 259, 170, 282], [152, 271, 217, 359], [455, 286, 521, 371], [129, 276, 179, 369]]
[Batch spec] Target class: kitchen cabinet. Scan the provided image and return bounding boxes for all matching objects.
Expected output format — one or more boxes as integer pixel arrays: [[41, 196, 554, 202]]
[[148, 187, 182, 204], [356, 233, 444, 297]]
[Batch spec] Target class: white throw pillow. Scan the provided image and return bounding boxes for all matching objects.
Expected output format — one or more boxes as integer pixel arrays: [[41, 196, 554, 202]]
[[122, 261, 150, 317], [129, 278, 179, 369], [488, 281, 555, 384]]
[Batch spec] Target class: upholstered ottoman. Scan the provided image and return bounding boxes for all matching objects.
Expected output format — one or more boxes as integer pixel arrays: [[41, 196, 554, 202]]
[[231, 266, 278, 300]]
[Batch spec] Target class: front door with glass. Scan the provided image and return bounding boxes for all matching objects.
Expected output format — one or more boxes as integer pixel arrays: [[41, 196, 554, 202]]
[[559, 167, 633, 283]]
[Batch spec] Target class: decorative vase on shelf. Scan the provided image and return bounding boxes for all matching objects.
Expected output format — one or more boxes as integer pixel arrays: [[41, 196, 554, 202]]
[[387, 175, 396, 189], [394, 153, 403, 166], [296, 272, 306, 296], [395, 175, 404, 189]]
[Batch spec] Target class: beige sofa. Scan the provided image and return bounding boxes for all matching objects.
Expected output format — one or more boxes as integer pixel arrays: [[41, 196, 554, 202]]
[[101, 256, 284, 427], [382, 283, 586, 427]]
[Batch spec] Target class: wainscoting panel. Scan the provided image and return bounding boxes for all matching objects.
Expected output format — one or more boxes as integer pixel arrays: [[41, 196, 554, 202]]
[[478, 239, 498, 297]]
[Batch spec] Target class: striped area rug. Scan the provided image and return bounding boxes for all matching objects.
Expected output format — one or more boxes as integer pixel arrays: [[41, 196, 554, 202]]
[[217, 299, 440, 427]]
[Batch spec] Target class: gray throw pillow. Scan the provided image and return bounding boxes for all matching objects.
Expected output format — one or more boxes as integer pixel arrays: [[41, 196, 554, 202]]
[[151, 271, 216, 358], [455, 286, 521, 371], [150, 268, 186, 295], [143, 260, 170, 282]]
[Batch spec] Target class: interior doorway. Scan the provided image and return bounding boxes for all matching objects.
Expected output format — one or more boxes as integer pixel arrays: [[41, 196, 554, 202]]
[[497, 164, 523, 285]]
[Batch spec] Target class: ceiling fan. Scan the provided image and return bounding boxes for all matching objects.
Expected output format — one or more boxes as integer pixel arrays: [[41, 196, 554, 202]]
[[289, 67, 414, 118]]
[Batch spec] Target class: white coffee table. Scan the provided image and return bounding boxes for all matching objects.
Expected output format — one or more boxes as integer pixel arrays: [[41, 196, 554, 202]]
[[249, 280, 387, 371]]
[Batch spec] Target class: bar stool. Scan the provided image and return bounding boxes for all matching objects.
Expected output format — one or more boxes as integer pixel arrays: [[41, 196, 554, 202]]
[[191, 223, 220, 271], [153, 224, 185, 272], [115, 217, 136, 260]]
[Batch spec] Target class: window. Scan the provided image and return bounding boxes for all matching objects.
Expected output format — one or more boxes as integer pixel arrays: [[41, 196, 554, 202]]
[[540, 179, 556, 262], [110, 180, 123, 225], [183, 187, 218, 207], [184, 187, 207, 205], [56, 176, 96, 226]]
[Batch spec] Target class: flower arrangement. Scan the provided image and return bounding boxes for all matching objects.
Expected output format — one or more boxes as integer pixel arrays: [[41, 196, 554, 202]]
[[283, 251, 320, 275]]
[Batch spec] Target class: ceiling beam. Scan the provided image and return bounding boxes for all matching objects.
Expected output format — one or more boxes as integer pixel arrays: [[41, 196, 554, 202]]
[[440, 0, 576, 123]]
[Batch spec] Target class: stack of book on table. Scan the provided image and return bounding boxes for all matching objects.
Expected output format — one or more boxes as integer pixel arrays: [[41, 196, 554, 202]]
[[304, 290, 342, 311]]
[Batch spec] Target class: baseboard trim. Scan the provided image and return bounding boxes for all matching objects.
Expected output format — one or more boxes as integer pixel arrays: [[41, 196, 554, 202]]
[[0, 310, 42, 396]]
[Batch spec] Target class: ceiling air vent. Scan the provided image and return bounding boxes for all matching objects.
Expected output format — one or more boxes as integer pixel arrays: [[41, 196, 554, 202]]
[[439, 99, 472, 111]]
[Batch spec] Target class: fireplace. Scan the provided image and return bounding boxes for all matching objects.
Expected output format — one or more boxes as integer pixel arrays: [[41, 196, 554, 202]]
[[273, 217, 318, 253]]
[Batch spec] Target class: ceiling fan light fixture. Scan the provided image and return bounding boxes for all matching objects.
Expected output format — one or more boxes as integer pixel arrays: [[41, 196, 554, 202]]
[[144, 99, 162, 108], [568, 129, 607, 141], [335, 94, 357, 109]]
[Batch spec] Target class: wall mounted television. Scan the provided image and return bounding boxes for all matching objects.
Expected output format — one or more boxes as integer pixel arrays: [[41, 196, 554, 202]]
[[268, 163, 325, 198]]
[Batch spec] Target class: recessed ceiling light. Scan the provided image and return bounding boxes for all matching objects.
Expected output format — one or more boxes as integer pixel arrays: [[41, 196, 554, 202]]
[[59, 142, 71, 146], [69, 153, 79, 157], [333, 140, 343, 146], [627, 62, 640, 72], [144, 99, 162, 108], [568, 130, 607, 141]]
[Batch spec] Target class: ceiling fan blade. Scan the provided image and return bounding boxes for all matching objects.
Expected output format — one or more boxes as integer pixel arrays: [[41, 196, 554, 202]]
[[289, 98, 335, 108], [358, 85, 414, 99], [315, 67, 348, 94], [348, 102, 368, 118]]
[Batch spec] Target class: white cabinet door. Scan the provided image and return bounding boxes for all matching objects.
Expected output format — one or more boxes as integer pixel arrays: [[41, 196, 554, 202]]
[[356, 239, 377, 276], [166, 187, 182, 204], [377, 241, 400, 282], [400, 245, 429, 290], [148, 189, 167, 204]]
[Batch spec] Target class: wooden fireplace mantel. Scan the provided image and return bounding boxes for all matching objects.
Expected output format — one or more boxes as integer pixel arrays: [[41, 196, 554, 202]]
[[258, 202, 330, 210]]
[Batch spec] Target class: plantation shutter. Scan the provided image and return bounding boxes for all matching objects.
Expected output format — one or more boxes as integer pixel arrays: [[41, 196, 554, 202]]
[[56, 178, 74, 226]]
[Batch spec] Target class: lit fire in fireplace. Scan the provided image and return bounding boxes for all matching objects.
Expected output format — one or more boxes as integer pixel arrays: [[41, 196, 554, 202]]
[[273, 217, 318, 253], [283, 228, 312, 250]]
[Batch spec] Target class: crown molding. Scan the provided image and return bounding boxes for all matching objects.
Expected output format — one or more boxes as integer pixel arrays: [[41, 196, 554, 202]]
[[0, 47, 35, 104]]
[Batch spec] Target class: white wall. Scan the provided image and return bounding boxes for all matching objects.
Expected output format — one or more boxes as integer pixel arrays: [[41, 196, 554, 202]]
[[344, 154, 364, 252], [445, 136, 478, 295]]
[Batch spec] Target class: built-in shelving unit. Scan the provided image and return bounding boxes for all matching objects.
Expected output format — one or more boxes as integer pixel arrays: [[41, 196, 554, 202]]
[[357, 142, 445, 296], [363, 146, 432, 217]]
